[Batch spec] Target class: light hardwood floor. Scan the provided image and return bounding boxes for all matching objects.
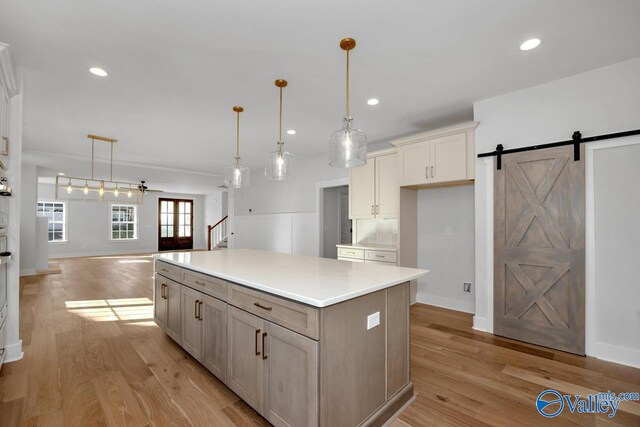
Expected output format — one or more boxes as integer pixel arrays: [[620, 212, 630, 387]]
[[0, 254, 638, 426]]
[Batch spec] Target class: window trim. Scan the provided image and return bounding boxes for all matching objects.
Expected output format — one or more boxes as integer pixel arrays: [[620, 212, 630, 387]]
[[110, 203, 138, 241], [36, 200, 67, 243]]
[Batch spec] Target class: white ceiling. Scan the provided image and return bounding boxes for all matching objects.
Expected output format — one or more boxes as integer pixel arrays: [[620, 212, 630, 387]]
[[2, 0, 640, 181]]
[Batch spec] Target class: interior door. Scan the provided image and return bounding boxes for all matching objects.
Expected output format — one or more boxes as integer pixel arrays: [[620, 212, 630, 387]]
[[158, 198, 193, 251], [494, 145, 585, 355]]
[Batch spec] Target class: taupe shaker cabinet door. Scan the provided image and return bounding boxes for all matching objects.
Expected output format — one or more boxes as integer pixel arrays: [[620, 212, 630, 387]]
[[181, 286, 203, 360], [227, 306, 264, 413], [263, 321, 319, 427], [494, 145, 585, 355], [201, 294, 227, 382]]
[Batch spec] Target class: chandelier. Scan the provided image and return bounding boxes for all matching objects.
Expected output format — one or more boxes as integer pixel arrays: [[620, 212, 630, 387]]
[[55, 134, 144, 204]]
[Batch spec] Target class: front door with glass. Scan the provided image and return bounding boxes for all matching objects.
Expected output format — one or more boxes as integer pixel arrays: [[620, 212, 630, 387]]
[[158, 198, 193, 251]]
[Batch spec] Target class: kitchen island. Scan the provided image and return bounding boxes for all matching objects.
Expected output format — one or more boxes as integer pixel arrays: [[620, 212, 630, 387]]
[[154, 249, 428, 427]]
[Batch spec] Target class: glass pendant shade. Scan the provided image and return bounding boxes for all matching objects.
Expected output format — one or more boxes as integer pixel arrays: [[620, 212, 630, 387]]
[[265, 149, 293, 181], [329, 117, 367, 167], [224, 164, 250, 189]]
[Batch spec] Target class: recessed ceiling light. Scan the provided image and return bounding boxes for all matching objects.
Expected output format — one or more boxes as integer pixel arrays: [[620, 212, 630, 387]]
[[287, 129, 296, 135], [58, 172, 66, 176], [520, 38, 541, 51], [89, 67, 108, 77], [367, 98, 379, 106]]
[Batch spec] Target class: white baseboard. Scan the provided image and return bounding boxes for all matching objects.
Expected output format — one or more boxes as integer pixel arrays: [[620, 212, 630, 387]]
[[416, 293, 475, 314], [590, 341, 640, 369], [4, 340, 23, 363], [47, 246, 207, 259], [19, 268, 36, 277], [472, 315, 489, 332]]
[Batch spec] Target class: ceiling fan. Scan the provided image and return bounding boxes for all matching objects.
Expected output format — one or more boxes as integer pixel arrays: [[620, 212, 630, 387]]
[[137, 180, 164, 194]]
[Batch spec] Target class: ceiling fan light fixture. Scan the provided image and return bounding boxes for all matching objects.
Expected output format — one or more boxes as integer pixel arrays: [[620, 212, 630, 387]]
[[329, 38, 367, 168]]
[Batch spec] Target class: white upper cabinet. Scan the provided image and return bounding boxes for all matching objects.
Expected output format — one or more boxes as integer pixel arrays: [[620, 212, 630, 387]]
[[349, 151, 398, 220], [393, 122, 478, 188]]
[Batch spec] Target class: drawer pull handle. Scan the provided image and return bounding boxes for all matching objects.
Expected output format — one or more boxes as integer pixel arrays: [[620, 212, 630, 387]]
[[160, 268, 169, 273], [198, 301, 203, 320], [262, 332, 268, 360], [161, 283, 167, 299], [255, 329, 261, 356], [193, 280, 206, 286], [194, 300, 200, 319], [254, 302, 273, 311], [375, 255, 385, 258]]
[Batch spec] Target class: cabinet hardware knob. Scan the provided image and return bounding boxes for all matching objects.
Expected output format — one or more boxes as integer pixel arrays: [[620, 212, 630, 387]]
[[255, 329, 261, 355], [262, 332, 268, 360], [254, 302, 273, 311]]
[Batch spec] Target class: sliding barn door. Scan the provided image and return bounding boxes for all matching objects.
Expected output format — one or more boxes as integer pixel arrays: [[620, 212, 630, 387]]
[[494, 145, 585, 355]]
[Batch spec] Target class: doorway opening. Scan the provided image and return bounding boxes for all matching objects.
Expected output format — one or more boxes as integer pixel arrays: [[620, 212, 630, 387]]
[[321, 185, 351, 259], [158, 198, 194, 251]]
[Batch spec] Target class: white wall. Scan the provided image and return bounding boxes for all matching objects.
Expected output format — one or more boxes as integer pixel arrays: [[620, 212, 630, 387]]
[[232, 155, 347, 256], [473, 56, 640, 366], [416, 185, 475, 313], [36, 183, 206, 257], [19, 163, 37, 275], [591, 142, 640, 367]]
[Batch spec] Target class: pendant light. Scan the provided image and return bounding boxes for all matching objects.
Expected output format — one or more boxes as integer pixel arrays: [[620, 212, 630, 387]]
[[329, 37, 367, 168], [224, 106, 250, 188], [265, 79, 293, 180]]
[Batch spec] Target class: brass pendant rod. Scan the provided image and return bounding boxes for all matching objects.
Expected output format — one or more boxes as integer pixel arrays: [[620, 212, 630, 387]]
[[110, 141, 114, 181], [346, 48, 350, 118], [236, 109, 240, 166], [279, 85, 283, 145], [91, 138, 95, 180]]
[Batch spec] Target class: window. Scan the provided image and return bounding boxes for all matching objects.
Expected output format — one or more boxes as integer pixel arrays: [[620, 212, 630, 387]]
[[37, 201, 66, 242], [111, 204, 137, 240]]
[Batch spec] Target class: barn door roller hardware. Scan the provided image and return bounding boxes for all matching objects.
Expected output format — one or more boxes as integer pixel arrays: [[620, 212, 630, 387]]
[[478, 128, 640, 170]]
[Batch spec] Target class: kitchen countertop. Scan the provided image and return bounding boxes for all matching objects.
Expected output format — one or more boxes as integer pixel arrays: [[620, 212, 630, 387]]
[[336, 243, 399, 251], [156, 249, 428, 308]]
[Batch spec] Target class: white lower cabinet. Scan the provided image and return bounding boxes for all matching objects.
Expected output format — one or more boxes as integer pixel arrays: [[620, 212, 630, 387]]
[[227, 306, 319, 427]]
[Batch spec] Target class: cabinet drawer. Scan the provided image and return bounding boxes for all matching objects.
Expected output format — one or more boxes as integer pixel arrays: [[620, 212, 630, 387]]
[[155, 260, 182, 282], [337, 247, 364, 259], [227, 284, 319, 340], [365, 250, 397, 263], [182, 269, 227, 301], [364, 259, 397, 266], [338, 257, 364, 263]]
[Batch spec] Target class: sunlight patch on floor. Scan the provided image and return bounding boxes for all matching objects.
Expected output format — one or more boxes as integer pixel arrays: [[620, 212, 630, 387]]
[[65, 297, 153, 321], [118, 259, 151, 264]]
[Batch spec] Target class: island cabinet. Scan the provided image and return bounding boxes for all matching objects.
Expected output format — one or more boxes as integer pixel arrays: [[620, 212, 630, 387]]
[[154, 256, 416, 427], [153, 274, 181, 343]]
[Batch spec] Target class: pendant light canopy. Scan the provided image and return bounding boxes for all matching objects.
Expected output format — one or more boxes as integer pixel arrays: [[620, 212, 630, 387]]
[[329, 38, 367, 168], [224, 106, 250, 188], [265, 79, 293, 180]]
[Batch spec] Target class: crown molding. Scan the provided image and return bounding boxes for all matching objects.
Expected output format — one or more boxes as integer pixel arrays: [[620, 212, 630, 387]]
[[0, 42, 18, 96], [391, 121, 479, 147]]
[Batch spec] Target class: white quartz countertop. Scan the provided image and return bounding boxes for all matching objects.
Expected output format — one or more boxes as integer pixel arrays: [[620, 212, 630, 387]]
[[336, 243, 398, 251], [156, 249, 428, 308]]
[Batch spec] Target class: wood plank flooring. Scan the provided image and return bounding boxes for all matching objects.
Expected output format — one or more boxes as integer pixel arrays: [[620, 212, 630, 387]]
[[0, 254, 638, 426]]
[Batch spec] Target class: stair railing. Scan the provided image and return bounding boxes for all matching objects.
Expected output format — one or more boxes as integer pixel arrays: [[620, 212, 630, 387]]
[[207, 215, 229, 250]]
